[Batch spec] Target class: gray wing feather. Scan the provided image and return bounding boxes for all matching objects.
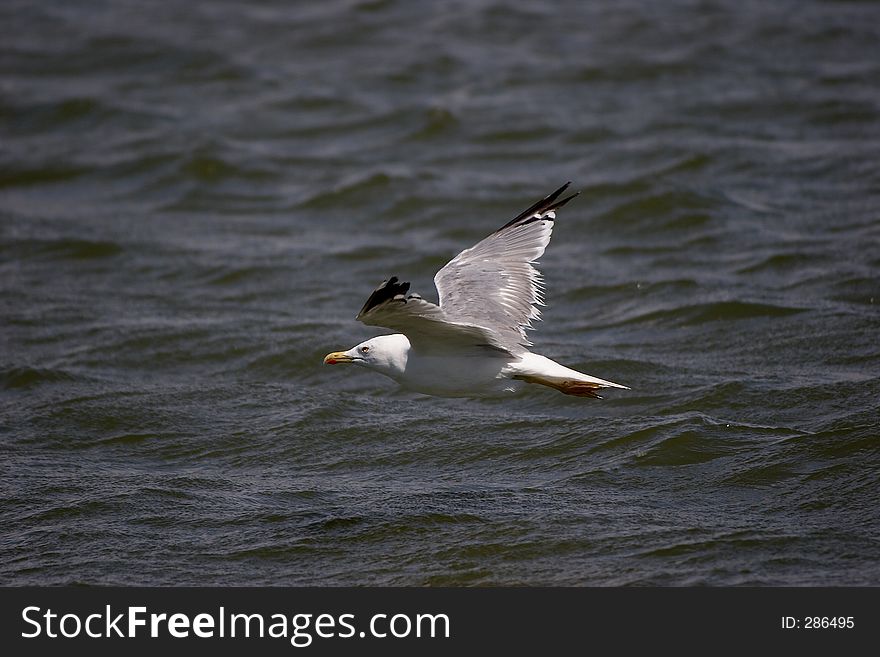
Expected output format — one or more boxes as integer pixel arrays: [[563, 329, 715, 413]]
[[356, 184, 578, 354], [357, 293, 511, 354], [434, 183, 577, 350]]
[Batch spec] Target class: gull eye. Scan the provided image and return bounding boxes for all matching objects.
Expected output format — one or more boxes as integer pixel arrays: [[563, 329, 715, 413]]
[[360, 346, 370, 354]]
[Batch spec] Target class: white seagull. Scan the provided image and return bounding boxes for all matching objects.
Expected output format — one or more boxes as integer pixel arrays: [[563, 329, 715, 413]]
[[323, 183, 628, 398]]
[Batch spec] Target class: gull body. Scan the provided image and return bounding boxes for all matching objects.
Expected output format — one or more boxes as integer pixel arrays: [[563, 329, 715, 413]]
[[326, 334, 512, 397], [324, 183, 628, 399], [325, 334, 625, 398]]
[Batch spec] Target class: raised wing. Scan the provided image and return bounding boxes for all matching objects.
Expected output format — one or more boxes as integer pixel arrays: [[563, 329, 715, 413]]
[[433, 182, 578, 349], [356, 184, 578, 354], [356, 277, 511, 355]]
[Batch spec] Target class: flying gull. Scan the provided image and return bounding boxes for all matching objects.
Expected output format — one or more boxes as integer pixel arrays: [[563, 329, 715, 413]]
[[323, 183, 628, 398]]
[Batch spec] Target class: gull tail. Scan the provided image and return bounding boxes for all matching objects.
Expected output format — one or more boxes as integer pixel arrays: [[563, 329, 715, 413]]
[[511, 353, 629, 399]]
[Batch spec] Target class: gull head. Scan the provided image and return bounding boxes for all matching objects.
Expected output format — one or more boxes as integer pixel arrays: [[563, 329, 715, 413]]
[[323, 334, 410, 378]]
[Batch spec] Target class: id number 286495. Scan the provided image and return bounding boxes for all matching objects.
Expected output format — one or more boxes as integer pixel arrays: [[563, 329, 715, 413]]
[[781, 616, 854, 629]]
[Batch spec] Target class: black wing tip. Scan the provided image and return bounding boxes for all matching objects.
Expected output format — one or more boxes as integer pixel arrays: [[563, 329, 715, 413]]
[[357, 276, 411, 317], [539, 182, 581, 212], [553, 181, 573, 197], [496, 182, 579, 233], [550, 190, 580, 213]]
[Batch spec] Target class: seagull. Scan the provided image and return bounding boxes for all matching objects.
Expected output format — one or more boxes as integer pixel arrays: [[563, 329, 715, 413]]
[[323, 183, 628, 399]]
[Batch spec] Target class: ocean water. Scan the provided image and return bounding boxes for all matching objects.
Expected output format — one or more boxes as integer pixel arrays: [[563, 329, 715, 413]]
[[2, 0, 879, 585]]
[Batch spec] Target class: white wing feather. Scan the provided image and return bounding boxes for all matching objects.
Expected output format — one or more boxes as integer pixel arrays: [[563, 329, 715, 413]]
[[356, 183, 578, 354]]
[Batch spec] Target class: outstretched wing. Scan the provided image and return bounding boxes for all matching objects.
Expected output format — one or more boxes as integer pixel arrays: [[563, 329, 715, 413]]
[[433, 182, 578, 349], [356, 183, 578, 354], [356, 277, 511, 355]]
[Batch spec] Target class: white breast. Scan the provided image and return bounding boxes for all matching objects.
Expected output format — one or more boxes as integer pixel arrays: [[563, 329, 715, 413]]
[[395, 352, 516, 397]]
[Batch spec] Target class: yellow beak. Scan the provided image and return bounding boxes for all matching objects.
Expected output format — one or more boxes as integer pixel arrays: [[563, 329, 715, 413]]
[[324, 351, 354, 365]]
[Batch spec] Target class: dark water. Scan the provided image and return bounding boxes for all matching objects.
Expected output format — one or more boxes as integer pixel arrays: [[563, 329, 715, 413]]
[[2, 0, 879, 585]]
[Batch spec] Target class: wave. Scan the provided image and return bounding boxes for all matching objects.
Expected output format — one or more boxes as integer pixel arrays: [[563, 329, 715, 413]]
[[598, 300, 806, 328], [9, 237, 123, 261], [0, 365, 78, 389]]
